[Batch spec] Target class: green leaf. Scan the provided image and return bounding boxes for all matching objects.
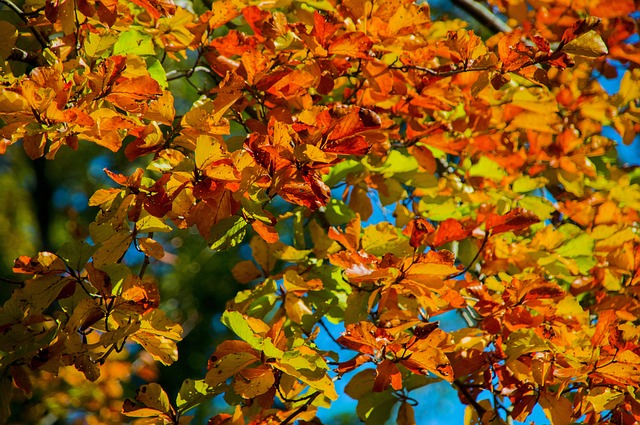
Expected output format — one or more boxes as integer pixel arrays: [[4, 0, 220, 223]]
[[113, 30, 156, 56], [556, 233, 594, 258], [512, 176, 546, 193], [221, 311, 264, 350], [84, 32, 117, 58], [562, 30, 608, 57], [177, 379, 217, 413], [57, 241, 98, 271], [273, 361, 338, 400], [362, 222, 411, 257], [324, 159, 363, 187], [324, 199, 356, 225], [147, 58, 169, 90], [518, 196, 555, 220], [374, 150, 419, 177], [358, 390, 398, 424], [210, 216, 248, 250], [468, 157, 507, 182]]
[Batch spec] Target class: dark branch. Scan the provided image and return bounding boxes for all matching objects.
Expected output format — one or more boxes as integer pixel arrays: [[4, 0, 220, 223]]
[[453, 379, 488, 418], [452, 0, 512, 34], [0, 0, 50, 49], [447, 231, 490, 279], [279, 392, 320, 425]]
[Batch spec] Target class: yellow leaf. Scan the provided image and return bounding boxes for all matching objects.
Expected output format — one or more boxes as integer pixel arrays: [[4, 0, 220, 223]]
[[284, 293, 312, 323], [195, 135, 227, 170], [586, 387, 624, 413], [92, 231, 133, 268], [282, 270, 323, 292], [204, 352, 259, 387], [138, 237, 165, 260], [88, 188, 121, 206], [562, 30, 608, 57], [233, 365, 275, 398], [614, 69, 640, 107], [123, 383, 174, 419], [131, 331, 179, 365], [539, 391, 573, 425]]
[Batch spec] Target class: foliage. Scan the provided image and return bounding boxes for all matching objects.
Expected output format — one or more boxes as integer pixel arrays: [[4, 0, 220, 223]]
[[0, 0, 639, 424]]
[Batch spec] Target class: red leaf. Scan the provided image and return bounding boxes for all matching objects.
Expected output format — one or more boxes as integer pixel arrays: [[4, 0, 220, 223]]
[[403, 217, 435, 248], [242, 6, 270, 39], [484, 208, 539, 234], [323, 135, 370, 155]]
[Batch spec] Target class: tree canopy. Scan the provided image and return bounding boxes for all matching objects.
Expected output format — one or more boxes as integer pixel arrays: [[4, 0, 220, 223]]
[[1, 0, 640, 424]]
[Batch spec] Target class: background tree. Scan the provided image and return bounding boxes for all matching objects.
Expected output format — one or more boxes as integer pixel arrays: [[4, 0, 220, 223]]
[[0, 0, 639, 424]]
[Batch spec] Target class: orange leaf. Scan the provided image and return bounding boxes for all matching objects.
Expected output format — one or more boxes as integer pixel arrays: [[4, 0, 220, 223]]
[[326, 107, 381, 142], [374, 359, 402, 392], [13, 252, 67, 275], [311, 11, 340, 48], [206, 0, 241, 31], [231, 260, 262, 284], [591, 309, 617, 347], [431, 218, 471, 247], [138, 237, 165, 260], [328, 32, 373, 58], [129, 0, 176, 19]]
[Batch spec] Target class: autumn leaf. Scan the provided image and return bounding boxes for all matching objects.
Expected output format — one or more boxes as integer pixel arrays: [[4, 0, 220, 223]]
[[431, 218, 470, 247], [484, 208, 539, 235]]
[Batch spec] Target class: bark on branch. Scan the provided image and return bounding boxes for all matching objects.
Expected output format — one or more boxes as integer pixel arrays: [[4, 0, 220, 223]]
[[452, 0, 512, 34]]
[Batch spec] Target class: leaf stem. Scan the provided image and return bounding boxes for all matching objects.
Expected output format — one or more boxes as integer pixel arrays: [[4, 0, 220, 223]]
[[447, 231, 489, 279]]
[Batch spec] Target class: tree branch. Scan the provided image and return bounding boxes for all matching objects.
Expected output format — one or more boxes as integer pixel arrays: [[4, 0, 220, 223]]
[[452, 0, 512, 34], [279, 392, 320, 425], [0, 0, 49, 49], [453, 379, 487, 418], [447, 231, 489, 279]]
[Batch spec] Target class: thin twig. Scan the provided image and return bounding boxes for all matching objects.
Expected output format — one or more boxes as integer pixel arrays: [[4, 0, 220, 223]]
[[453, 379, 487, 418], [452, 0, 512, 34], [447, 231, 490, 279], [0, 276, 23, 284], [319, 320, 347, 350], [279, 392, 320, 425]]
